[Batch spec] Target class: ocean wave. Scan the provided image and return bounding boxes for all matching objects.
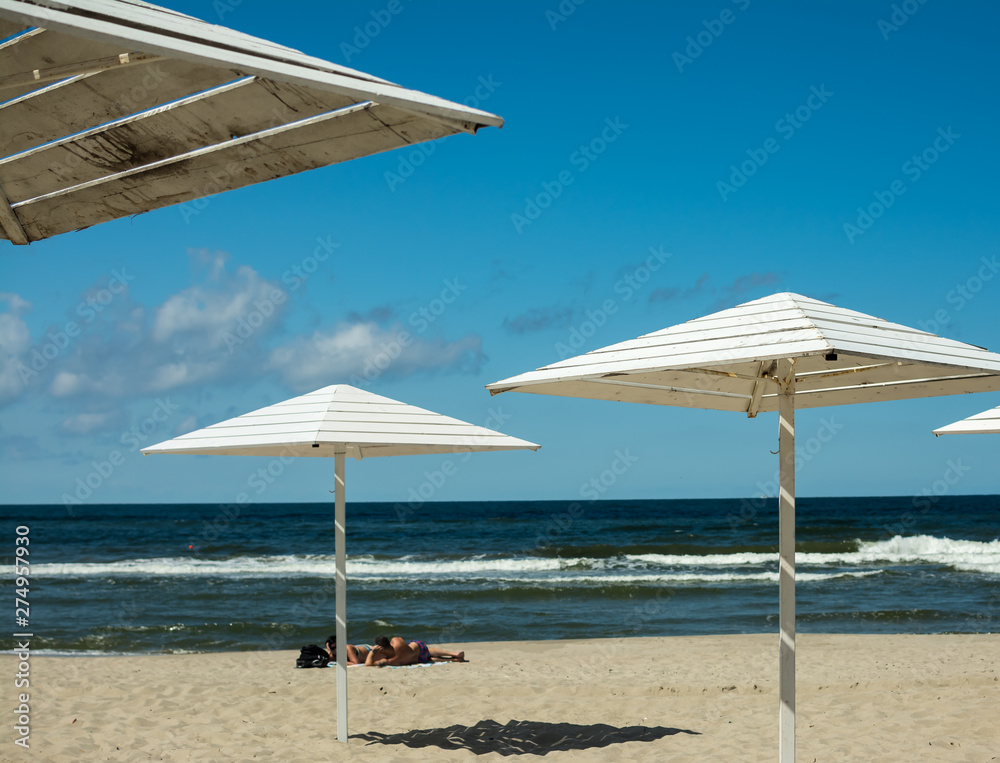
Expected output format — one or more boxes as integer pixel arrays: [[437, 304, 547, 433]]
[[30, 535, 999, 578], [855, 535, 1000, 574], [627, 535, 1000, 575], [30, 554, 577, 578], [358, 570, 884, 585]]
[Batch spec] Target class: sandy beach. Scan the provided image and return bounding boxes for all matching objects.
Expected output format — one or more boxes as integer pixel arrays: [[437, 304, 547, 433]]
[[4, 634, 997, 761]]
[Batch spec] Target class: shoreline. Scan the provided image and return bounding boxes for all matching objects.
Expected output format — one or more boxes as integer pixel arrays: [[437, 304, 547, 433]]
[[18, 627, 1000, 657], [4, 633, 998, 761]]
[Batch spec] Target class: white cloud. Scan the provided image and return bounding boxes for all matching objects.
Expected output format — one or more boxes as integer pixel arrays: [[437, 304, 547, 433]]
[[61, 410, 125, 435], [151, 263, 277, 347], [50, 371, 93, 397], [44, 252, 287, 403], [0, 293, 32, 404], [173, 414, 198, 435], [269, 322, 485, 390], [0, 253, 487, 440]]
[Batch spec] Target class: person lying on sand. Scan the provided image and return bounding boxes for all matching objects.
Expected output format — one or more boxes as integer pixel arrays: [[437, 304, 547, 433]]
[[364, 635, 467, 667], [326, 635, 390, 665]]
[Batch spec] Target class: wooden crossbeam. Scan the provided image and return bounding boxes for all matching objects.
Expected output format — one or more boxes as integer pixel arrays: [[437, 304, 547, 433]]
[[0, 76, 359, 204], [0, 49, 165, 90]]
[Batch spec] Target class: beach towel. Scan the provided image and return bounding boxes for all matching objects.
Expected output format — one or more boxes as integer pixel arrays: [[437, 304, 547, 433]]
[[337, 661, 452, 669]]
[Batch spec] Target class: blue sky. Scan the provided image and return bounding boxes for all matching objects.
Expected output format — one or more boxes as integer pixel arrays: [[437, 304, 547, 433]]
[[2, 0, 998, 506]]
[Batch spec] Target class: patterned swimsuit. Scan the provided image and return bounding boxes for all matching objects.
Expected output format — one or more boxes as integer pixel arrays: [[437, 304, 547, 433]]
[[411, 639, 431, 663]]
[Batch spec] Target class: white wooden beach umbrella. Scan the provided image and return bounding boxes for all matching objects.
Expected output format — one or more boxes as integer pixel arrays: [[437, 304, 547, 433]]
[[142, 384, 539, 743], [933, 405, 1000, 435], [0, 0, 503, 244], [486, 291, 1000, 763]]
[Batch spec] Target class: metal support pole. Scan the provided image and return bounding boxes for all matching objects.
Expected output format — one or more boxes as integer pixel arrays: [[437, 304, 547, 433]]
[[776, 359, 796, 763], [334, 446, 348, 743]]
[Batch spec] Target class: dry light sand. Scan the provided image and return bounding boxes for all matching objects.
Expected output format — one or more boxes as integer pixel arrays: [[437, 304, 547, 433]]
[[3, 634, 998, 762]]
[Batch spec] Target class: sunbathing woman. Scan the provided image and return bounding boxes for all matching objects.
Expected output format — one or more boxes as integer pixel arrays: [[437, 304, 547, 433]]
[[326, 635, 389, 665]]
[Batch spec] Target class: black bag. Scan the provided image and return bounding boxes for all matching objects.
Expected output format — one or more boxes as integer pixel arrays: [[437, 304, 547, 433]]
[[296, 644, 330, 668]]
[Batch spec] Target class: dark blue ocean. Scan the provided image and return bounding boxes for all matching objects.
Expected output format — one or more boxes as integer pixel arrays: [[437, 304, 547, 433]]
[[3, 496, 998, 654]]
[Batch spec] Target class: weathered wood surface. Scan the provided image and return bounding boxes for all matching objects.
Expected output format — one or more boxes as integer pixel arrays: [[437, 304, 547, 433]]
[[0, 76, 361, 202], [0, 0, 502, 243], [11, 103, 452, 240], [0, 16, 25, 40], [0, 27, 132, 99], [0, 59, 238, 156]]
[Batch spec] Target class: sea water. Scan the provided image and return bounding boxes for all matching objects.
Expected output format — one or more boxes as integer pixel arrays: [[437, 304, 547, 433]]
[[3, 496, 997, 654]]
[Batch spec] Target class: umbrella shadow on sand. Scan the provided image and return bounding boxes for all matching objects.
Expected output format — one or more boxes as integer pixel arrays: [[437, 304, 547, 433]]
[[353, 718, 699, 755]]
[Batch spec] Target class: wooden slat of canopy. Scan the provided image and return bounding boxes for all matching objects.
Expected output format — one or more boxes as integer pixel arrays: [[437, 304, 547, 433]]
[[0, 60, 237, 156], [11, 103, 450, 241], [487, 293, 1000, 411], [0, 77, 363, 203], [141, 384, 540, 459]]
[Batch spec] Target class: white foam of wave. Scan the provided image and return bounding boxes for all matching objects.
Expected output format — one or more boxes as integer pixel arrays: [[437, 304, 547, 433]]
[[628, 552, 775, 567], [351, 557, 569, 575], [628, 535, 1000, 575], [31, 554, 575, 578], [854, 535, 1000, 575], [30, 535, 999, 578], [414, 570, 883, 585], [32, 555, 322, 577]]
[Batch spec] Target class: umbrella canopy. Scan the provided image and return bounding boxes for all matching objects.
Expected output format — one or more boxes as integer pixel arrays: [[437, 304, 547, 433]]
[[933, 405, 1000, 435], [486, 291, 1000, 763], [142, 384, 539, 743], [486, 292, 1000, 408], [0, 0, 503, 244]]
